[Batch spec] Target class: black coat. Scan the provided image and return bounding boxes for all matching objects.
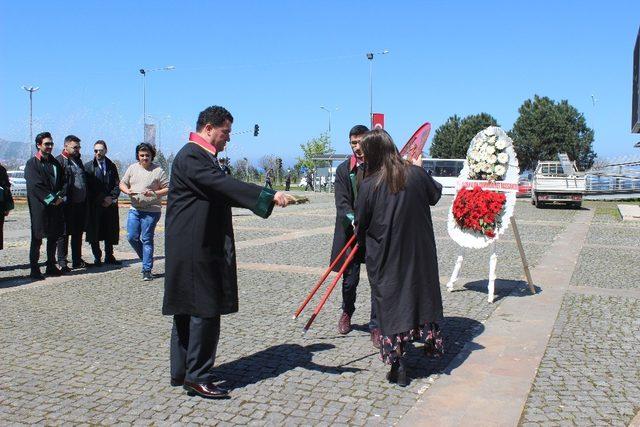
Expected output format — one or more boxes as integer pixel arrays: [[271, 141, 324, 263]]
[[162, 142, 276, 318], [57, 153, 87, 235], [84, 157, 120, 244], [25, 154, 66, 240], [355, 165, 443, 336], [330, 157, 363, 271], [0, 164, 14, 214]]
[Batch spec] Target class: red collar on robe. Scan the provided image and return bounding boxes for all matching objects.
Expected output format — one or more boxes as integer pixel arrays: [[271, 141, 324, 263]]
[[189, 132, 218, 156], [61, 150, 71, 159], [349, 155, 363, 172], [35, 151, 49, 161]]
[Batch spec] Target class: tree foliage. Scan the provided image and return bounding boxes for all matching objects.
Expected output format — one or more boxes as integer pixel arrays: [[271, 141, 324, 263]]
[[430, 113, 499, 158], [510, 95, 596, 171], [295, 132, 334, 171]]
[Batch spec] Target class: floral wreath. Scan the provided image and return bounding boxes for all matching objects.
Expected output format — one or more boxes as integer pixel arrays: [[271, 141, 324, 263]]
[[447, 127, 519, 249]]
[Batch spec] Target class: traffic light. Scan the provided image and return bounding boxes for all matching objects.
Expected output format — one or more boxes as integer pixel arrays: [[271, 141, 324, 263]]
[[254, 124, 259, 136], [276, 157, 282, 170]]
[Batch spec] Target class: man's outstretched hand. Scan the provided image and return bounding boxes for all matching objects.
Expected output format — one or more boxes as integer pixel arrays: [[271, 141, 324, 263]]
[[273, 191, 292, 207]]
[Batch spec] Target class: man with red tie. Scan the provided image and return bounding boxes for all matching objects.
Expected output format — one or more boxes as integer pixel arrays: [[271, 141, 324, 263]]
[[163, 106, 290, 399]]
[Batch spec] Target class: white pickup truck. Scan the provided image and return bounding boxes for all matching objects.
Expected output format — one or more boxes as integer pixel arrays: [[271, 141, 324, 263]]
[[531, 161, 586, 208]]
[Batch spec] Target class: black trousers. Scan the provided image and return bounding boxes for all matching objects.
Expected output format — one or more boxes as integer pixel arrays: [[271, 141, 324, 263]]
[[170, 314, 221, 384], [341, 262, 378, 330], [30, 236, 58, 271], [90, 241, 114, 261], [56, 233, 83, 267]]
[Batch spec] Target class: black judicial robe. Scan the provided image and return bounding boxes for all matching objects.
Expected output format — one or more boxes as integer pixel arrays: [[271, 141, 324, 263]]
[[84, 157, 121, 244], [355, 165, 443, 336], [162, 140, 276, 318], [329, 156, 362, 272], [24, 153, 66, 240]]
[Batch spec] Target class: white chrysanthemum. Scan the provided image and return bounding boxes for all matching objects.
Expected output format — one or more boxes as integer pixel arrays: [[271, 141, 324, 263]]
[[484, 164, 493, 173], [494, 165, 506, 176], [487, 135, 497, 145], [486, 145, 496, 154], [497, 152, 509, 164], [495, 139, 507, 150], [485, 127, 496, 136], [488, 154, 497, 164]]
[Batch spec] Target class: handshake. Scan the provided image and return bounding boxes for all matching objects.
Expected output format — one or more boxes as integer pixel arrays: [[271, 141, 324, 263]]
[[273, 191, 296, 208]]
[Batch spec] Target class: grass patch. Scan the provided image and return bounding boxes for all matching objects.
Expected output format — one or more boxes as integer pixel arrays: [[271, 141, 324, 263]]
[[583, 200, 640, 221]]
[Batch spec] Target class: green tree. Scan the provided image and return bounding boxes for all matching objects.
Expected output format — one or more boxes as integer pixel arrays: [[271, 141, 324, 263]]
[[510, 95, 596, 171], [295, 132, 334, 171], [430, 113, 499, 158], [156, 149, 169, 174]]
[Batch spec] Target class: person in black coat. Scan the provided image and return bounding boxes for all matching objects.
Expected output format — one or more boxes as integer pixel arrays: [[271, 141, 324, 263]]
[[24, 132, 66, 280], [84, 140, 121, 266], [285, 171, 291, 191], [56, 135, 89, 271], [355, 129, 443, 387], [162, 106, 291, 399], [0, 162, 15, 268], [330, 124, 380, 346]]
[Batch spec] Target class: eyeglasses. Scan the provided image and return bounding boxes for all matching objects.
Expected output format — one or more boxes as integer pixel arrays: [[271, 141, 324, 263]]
[[70, 146, 81, 150], [94, 149, 105, 153], [43, 143, 54, 147]]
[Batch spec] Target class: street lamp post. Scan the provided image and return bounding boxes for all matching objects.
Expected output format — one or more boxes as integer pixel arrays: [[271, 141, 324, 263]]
[[319, 106, 338, 134], [22, 85, 40, 155], [139, 65, 175, 141], [366, 50, 389, 127]]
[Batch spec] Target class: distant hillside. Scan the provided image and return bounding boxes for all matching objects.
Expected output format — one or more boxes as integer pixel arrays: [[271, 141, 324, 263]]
[[0, 138, 32, 167]]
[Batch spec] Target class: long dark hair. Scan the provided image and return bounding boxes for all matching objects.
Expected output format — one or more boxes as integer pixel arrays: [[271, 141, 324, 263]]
[[360, 129, 408, 194]]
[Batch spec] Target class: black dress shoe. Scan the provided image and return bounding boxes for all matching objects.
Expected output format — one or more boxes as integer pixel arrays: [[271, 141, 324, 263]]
[[170, 377, 184, 387], [105, 256, 121, 265], [60, 266, 72, 274], [30, 271, 45, 281], [45, 266, 63, 277], [183, 381, 229, 399], [72, 260, 88, 269], [93, 259, 103, 267]]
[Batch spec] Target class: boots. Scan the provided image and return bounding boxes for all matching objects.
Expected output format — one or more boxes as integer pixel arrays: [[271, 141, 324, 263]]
[[396, 356, 408, 387]]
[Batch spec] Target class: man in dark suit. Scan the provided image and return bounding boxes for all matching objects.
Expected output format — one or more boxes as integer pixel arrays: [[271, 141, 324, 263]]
[[56, 135, 89, 271], [330, 125, 379, 347], [163, 105, 290, 399], [24, 132, 66, 280], [85, 140, 121, 266]]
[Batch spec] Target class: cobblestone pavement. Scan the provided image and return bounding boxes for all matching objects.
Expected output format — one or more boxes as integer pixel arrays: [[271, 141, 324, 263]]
[[520, 204, 640, 426], [0, 195, 636, 425]]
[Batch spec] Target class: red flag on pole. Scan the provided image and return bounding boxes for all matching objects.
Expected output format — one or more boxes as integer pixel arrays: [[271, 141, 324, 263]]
[[372, 113, 385, 129]]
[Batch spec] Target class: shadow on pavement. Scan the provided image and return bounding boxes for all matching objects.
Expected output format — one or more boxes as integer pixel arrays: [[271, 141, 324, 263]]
[[214, 343, 361, 390], [404, 316, 485, 385], [460, 278, 541, 302]]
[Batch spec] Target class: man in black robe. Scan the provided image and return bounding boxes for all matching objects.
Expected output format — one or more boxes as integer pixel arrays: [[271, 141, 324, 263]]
[[25, 132, 66, 280], [85, 140, 121, 266], [330, 124, 379, 347], [162, 106, 289, 399], [56, 135, 89, 271]]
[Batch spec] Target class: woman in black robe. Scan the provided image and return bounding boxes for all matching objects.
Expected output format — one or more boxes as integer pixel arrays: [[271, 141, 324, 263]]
[[0, 163, 15, 265], [355, 129, 444, 386]]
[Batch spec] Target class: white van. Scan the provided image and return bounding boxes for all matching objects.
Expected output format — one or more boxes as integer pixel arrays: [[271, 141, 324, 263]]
[[7, 170, 27, 197]]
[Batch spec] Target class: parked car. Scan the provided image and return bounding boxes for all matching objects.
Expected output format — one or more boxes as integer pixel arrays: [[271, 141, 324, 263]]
[[516, 178, 532, 198], [7, 170, 27, 197]]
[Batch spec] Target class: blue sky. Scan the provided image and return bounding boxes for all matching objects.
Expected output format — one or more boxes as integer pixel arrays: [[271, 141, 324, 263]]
[[1, 1, 639, 167]]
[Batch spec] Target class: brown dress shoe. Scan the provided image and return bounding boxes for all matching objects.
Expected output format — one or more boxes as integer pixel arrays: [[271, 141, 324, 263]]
[[370, 328, 382, 349], [183, 381, 229, 399], [338, 311, 352, 335]]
